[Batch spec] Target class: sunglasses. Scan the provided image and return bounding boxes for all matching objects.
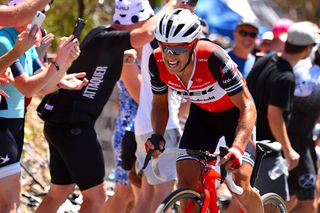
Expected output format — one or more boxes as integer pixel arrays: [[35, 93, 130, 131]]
[[238, 30, 258, 38], [159, 42, 192, 55]]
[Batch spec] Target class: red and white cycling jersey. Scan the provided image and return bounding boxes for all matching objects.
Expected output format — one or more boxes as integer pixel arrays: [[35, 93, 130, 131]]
[[149, 40, 245, 113]]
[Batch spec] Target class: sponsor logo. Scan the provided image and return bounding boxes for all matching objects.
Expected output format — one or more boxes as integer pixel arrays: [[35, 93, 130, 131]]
[[298, 173, 316, 189], [222, 59, 234, 74], [83, 66, 108, 99], [0, 154, 10, 165], [194, 78, 203, 83], [198, 58, 208, 62]]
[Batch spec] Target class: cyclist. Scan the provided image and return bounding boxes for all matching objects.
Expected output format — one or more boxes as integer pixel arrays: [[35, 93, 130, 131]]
[[36, 0, 183, 212], [146, 9, 263, 212], [133, 1, 199, 212]]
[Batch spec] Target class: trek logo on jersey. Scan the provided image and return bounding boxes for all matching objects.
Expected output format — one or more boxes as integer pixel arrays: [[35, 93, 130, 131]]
[[83, 66, 108, 99], [170, 82, 226, 103]]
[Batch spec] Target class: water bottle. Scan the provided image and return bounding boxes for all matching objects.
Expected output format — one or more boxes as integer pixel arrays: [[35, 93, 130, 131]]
[[268, 157, 289, 180]]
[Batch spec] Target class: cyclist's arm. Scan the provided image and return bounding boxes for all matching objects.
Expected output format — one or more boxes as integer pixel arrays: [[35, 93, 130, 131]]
[[229, 88, 256, 151], [130, 0, 177, 49], [209, 45, 256, 150], [0, 0, 52, 27], [149, 53, 169, 135], [151, 93, 169, 135]]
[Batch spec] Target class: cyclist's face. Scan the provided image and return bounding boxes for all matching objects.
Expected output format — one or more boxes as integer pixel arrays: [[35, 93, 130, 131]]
[[159, 42, 193, 74]]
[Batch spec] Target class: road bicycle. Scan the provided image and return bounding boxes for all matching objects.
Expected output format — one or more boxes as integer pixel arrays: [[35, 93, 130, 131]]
[[141, 140, 287, 213]]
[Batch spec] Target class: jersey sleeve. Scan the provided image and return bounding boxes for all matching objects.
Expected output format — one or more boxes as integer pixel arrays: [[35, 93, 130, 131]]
[[269, 74, 295, 111], [98, 30, 132, 53], [149, 53, 168, 95], [208, 46, 244, 96], [0, 32, 14, 58]]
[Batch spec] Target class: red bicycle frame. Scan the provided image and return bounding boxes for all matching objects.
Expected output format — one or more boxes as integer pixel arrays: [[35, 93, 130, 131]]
[[185, 159, 222, 213]]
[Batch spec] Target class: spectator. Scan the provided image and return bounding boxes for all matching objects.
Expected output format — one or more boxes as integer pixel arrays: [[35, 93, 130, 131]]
[[35, 1, 181, 212], [0, 1, 81, 211], [227, 18, 259, 78], [286, 23, 320, 212], [103, 51, 141, 213], [246, 21, 318, 202], [270, 18, 294, 53], [0, 28, 39, 103], [257, 31, 274, 56]]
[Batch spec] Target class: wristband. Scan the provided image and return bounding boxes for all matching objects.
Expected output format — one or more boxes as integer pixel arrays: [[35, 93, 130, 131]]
[[52, 61, 60, 71], [231, 145, 244, 155]]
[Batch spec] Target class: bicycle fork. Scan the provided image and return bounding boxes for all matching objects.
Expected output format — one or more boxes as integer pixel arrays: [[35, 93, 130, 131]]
[[200, 165, 221, 213]]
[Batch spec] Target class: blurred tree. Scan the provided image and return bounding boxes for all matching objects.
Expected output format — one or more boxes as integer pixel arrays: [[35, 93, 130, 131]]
[[272, 0, 319, 24]]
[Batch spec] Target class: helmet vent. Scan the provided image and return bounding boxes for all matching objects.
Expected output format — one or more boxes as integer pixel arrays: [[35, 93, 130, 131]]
[[182, 23, 199, 37], [159, 16, 165, 35], [173, 24, 184, 37], [173, 9, 182, 15], [166, 20, 173, 38]]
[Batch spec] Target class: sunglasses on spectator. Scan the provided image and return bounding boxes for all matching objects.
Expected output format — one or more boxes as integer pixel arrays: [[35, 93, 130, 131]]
[[238, 30, 258, 38], [159, 42, 193, 55]]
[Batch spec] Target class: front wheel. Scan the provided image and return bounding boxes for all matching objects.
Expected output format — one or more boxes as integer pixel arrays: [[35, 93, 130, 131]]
[[155, 188, 209, 213], [262, 193, 287, 213]]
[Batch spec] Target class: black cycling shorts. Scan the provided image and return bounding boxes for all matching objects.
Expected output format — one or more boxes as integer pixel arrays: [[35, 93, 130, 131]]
[[120, 130, 137, 171], [44, 121, 105, 191], [179, 104, 256, 166], [0, 118, 24, 170], [288, 136, 317, 200]]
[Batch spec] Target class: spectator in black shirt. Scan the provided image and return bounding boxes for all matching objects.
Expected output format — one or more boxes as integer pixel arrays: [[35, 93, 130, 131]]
[[36, 0, 183, 212], [246, 22, 318, 202]]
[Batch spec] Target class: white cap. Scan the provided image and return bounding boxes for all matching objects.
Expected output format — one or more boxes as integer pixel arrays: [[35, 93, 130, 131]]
[[113, 0, 154, 25], [287, 22, 319, 46]]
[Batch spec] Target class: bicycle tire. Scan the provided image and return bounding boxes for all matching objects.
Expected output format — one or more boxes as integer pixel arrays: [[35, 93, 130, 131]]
[[262, 193, 287, 213], [155, 188, 209, 213]]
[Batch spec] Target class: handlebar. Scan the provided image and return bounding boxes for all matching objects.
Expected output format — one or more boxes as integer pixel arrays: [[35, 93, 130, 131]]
[[139, 147, 243, 195]]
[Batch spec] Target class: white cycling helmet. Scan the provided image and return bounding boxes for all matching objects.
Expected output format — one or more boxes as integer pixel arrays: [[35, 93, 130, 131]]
[[155, 8, 202, 44]]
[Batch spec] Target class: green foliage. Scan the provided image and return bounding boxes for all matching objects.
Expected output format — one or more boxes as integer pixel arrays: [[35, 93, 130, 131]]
[[44, 0, 112, 48]]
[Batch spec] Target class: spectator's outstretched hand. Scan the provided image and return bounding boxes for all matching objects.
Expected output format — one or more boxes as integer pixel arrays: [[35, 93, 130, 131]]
[[58, 72, 88, 90], [13, 24, 38, 56], [55, 35, 81, 71], [123, 49, 137, 64], [37, 33, 54, 59]]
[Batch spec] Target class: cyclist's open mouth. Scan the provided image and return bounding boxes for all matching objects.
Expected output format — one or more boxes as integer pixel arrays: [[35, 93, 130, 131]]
[[167, 59, 179, 69]]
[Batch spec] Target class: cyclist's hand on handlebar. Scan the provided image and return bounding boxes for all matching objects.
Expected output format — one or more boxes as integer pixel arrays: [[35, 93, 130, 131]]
[[284, 148, 300, 170], [219, 145, 244, 172], [145, 134, 166, 158]]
